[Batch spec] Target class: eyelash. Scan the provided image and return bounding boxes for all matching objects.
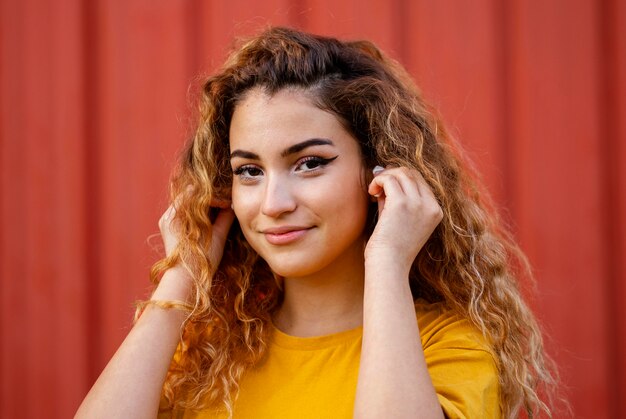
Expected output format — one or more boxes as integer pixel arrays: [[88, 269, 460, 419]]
[[233, 156, 338, 181], [233, 165, 262, 180], [296, 156, 337, 171]]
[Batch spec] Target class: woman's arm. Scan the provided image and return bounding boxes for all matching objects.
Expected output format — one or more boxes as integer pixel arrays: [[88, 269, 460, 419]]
[[75, 202, 234, 419], [354, 167, 444, 419], [75, 268, 192, 419]]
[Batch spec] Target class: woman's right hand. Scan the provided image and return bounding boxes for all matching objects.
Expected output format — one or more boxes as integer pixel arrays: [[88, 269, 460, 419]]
[[159, 198, 235, 262], [154, 197, 236, 302]]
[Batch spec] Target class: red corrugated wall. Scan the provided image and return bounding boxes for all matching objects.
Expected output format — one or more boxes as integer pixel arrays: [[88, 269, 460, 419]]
[[1, 1, 624, 417]]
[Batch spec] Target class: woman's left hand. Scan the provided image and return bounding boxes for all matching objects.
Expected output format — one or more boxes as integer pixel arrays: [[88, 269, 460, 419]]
[[365, 166, 443, 271]]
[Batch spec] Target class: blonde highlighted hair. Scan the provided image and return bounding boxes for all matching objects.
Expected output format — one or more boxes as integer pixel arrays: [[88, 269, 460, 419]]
[[147, 26, 557, 417]]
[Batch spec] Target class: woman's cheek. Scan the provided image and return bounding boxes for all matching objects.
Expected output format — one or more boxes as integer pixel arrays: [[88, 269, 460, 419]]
[[233, 192, 266, 247]]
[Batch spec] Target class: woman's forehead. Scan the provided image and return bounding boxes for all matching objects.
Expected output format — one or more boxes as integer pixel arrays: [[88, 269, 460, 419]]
[[228, 89, 356, 155]]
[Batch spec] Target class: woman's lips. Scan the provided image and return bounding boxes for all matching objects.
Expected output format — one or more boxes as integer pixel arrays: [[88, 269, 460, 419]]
[[263, 227, 312, 245]]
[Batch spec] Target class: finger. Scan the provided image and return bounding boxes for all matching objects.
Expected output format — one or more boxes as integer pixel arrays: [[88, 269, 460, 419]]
[[368, 165, 409, 196], [368, 172, 404, 201], [409, 171, 443, 223], [410, 170, 440, 205], [384, 167, 423, 201], [159, 204, 177, 229], [379, 167, 438, 202], [164, 204, 177, 220], [372, 165, 385, 176], [394, 170, 442, 224], [377, 193, 386, 214], [368, 168, 386, 199]]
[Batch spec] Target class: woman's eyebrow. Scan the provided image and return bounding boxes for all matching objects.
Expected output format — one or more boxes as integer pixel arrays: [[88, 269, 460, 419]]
[[281, 138, 334, 157], [230, 138, 334, 160], [230, 150, 259, 160]]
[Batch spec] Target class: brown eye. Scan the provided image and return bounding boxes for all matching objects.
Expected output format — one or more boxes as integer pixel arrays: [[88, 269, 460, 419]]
[[295, 156, 338, 172], [233, 165, 263, 180]]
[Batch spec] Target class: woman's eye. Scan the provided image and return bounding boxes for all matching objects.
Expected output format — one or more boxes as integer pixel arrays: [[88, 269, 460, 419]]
[[233, 165, 263, 179], [295, 156, 338, 172]]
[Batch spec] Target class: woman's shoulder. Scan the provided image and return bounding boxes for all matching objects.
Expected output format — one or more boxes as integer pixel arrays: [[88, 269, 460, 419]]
[[414, 298, 492, 352], [414, 298, 501, 418]]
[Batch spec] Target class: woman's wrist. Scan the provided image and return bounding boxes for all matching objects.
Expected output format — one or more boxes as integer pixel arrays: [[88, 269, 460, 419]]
[[364, 252, 412, 282], [151, 265, 195, 303]]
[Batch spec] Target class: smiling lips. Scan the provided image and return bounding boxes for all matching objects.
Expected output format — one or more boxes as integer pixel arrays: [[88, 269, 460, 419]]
[[262, 226, 313, 245]]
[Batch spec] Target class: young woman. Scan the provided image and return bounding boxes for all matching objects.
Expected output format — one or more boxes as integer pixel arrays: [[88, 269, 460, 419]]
[[76, 27, 556, 418]]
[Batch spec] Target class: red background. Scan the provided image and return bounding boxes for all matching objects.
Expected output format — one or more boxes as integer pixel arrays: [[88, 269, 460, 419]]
[[1, 1, 625, 417]]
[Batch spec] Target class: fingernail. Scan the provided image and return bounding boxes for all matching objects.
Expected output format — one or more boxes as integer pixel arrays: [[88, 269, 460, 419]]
[[372, 165, 385, 175]]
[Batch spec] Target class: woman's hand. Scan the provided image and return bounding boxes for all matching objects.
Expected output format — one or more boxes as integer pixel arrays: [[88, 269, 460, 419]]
[[154, 196, 236, 302], [158, 197, 235, 266], [365, 166, 443, 271]]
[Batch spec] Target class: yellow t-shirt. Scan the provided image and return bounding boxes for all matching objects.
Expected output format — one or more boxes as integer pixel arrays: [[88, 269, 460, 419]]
[[162, 300, 500, 418]]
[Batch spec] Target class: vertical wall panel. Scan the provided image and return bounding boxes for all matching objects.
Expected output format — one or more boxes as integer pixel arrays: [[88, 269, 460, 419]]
[[303, 0, 400, 58], [22, 3, 56, 415], [1, 0, 89, 417], [194, 0, 295, 77], [1, 1, 30, 417], [90, 0, 193, 375], [49, 1, 91, 415], [507, 1, 610, 416], [404, 0, 509, 206], [1, 1, 624, 417], [604, 0, 626, 415]]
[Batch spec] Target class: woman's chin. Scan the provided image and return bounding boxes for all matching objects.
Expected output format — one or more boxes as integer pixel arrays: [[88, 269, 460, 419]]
[[265, 258, 325, 279]]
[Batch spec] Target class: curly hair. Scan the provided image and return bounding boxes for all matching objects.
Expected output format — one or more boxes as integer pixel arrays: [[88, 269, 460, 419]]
[[148, 26, 557, 418]]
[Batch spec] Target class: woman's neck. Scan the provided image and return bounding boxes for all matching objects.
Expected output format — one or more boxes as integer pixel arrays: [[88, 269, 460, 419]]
[[271, 241, 366, 337]]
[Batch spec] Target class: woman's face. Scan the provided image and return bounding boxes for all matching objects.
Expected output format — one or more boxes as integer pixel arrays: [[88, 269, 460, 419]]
[[229, 88, 370, 278]]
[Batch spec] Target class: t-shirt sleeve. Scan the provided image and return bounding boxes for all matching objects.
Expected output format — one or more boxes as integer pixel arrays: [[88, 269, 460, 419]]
[[415, 300, 501, 419]]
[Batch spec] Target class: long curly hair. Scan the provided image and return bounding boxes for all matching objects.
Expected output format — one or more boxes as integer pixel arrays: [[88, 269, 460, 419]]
[[149, 26, 556, 418]]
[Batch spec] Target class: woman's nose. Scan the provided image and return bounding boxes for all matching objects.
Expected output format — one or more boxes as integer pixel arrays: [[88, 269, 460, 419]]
[[261, 176, 297, 217]]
